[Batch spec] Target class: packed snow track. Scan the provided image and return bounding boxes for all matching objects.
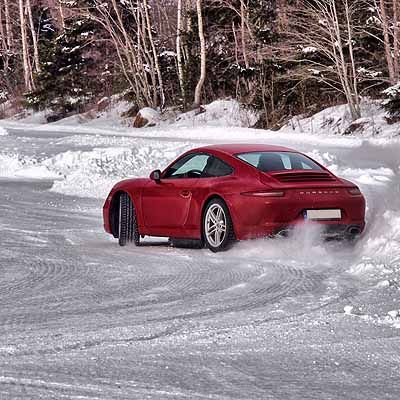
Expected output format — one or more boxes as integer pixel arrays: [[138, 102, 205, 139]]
[[1, 125, 400, 399]]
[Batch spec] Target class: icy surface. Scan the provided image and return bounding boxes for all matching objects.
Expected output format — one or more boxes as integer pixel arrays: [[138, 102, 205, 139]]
[[1, 123, 400, 399]]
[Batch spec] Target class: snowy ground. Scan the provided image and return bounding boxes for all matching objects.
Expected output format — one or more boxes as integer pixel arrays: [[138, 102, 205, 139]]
[[1, 120, 400, 399]]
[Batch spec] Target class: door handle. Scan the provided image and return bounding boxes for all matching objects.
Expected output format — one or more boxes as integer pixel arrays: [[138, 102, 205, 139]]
[[180, 190, 191, 199]]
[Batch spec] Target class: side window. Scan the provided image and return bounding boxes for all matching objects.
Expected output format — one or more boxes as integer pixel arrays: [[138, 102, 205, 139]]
[[164, 154, 211, 179], [239, 153, 260, 168], [281, 154, 291, 169], [203, 156, 233, 177], [237, 152, 322, 172], [301, 161, 313, 170]]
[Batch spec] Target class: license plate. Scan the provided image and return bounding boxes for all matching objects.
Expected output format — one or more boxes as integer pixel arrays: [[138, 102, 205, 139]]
[[304, 209, 341, 220]]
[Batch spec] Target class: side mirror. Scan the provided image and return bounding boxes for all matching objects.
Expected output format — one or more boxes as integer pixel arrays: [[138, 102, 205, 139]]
[[150, 169, 162, 182]]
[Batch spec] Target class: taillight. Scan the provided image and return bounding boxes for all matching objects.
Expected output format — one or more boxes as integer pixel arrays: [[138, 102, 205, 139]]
[[347, 187, 361, 196], [241, 190, 285, 197]]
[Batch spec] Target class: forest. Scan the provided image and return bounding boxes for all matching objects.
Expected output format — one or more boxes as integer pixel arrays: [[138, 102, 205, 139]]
[[0, 0, 400, 128]]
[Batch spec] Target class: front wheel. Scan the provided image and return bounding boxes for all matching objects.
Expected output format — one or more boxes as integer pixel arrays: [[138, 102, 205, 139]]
[[203, 199, 235, 252], [118, 192, 140, 247]]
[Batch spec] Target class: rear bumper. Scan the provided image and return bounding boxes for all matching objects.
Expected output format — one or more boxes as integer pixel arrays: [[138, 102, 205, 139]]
[[237, 220, 365, 240], [273, 222, 365, 238], [226, 189, 366, 240]]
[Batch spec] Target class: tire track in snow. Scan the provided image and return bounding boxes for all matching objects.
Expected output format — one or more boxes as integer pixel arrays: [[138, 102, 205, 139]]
[[137, 260, 325, 324]]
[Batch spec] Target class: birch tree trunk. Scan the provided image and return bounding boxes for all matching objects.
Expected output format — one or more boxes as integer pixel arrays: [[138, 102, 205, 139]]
[[4, 0, 12, 50], [137, 3, 158, 106], [176, 0, 186, 106], [380, 0, 396, 84], [331, 1, 360, 119], [240, 0, 249, 69], [143, 0, 165, 109], [59, 0, 65, 30], [393, 0, 399, 80], [19, 0, 33, 91], [194, 0, 206, 108], [26, 0, 40, 74], [0, 4, 6, 55], [344, 0, 360, 118]]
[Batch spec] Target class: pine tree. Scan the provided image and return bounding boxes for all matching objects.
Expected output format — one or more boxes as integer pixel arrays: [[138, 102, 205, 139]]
[[383, 83, 400, 121], [25, 15, 95, 115]]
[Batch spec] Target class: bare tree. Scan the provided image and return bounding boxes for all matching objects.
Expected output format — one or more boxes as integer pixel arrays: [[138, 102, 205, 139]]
[[4, 0, 13, 50], [59, 0, 66, 29], [143, 0, 165, 109], [376, 0, 399, 83], [26, 0, 40, 74], [393, 0, 400, 79], [380, 0, 396, 83], [194, 0, 206, 108], [82, 0, 166, 109], [176, 0, 186, 105], [18, 0, 34, 91], [240, 0, 249, 69], [0, 3, 7, 60], [292, 0, 361, 120]]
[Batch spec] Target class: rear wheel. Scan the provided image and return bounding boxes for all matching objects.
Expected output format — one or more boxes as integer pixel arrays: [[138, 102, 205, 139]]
[[203, 199, 235, 252], [118, 192, 140, 247]]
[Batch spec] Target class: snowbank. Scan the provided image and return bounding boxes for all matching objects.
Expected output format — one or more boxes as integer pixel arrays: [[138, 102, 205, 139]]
[[281, 98, 400, 139], [0, 99, 259, 133], [174, 100, 259, 128], [0, 126, 7, 136], [0, 153, 60, 180], [0, 139, 193, 198], [51, 100, 133, 129], [1, 98, 400, 146], [48, 140, 192, 198], [10, 109, 50, 124], [136, 107, 161, 126]]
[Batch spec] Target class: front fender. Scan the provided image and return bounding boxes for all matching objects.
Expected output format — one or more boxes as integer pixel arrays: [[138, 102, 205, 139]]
[[103, 178, 149, 235]]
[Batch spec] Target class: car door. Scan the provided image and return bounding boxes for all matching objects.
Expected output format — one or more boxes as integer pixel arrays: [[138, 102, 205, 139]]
[[141, 153, 211, 232]]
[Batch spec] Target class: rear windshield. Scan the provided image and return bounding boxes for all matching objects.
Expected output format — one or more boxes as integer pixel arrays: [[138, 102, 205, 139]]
[[236, 151, 323, 172]]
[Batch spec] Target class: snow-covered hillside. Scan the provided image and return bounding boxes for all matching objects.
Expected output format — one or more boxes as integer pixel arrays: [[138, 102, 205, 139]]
[[3, 98, 400, 140]]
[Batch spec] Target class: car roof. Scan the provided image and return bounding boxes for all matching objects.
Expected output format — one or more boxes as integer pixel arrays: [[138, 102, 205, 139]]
[[196, 143, 297, 156]]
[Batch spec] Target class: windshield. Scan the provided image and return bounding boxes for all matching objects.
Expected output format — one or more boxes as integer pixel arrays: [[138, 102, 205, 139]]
[[236, 152, 323, 172]]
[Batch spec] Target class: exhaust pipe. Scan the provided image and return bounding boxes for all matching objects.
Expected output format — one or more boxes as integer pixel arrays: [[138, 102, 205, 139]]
[[276, 229, 291, 238], [347, 226, 361, 236]]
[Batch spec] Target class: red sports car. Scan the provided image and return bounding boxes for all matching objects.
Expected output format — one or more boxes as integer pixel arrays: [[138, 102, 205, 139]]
[[103, 144, 366, 252]]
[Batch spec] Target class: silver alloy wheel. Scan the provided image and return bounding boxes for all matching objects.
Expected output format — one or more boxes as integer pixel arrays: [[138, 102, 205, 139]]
[[205, 203, 227, 247]]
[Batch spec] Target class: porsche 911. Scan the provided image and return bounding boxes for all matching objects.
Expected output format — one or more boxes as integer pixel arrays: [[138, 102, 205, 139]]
[[103, 144, 366, 252]]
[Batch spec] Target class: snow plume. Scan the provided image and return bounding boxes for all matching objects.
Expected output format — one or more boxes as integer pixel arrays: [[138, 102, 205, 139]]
[[351, 210, 400, 280], [231, 222, 338, 270], [0, 126, 7, 136]]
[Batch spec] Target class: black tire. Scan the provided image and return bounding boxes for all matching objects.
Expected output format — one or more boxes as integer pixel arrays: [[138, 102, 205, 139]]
[[118, 192, 140, 247], [202, 198, 235, 252]]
